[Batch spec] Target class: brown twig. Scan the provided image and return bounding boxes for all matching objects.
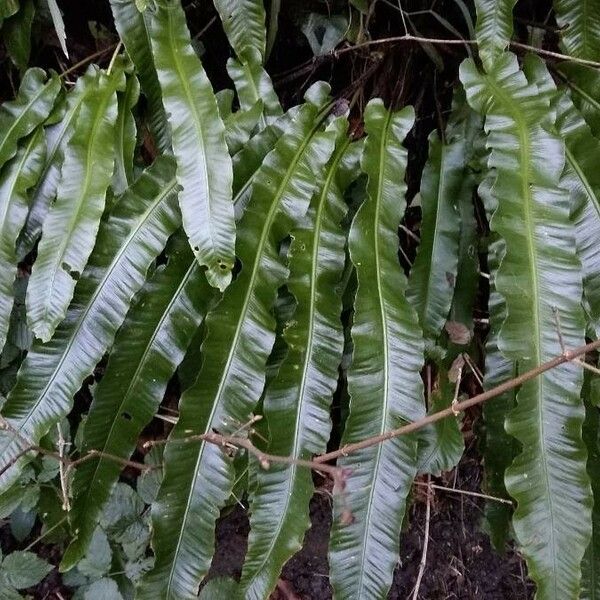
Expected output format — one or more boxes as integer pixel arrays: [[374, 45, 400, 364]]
[[57, 423, 70, 511], [413, 481, 513, 505], [145, 430, 354, 523], [59, 44, 118, 79], [331, 34, 600, 69], [411, 474, 432, 600], [314, 338, 600, 464], [147, 340, 600, 474], [277, 34, 600, 87], [0, 413, 153, 482]]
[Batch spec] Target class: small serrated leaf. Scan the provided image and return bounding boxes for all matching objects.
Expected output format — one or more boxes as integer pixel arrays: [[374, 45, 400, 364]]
[[76, 528, 112, 578], [83, 578, 124, 600], [0, 551, 53, 590]]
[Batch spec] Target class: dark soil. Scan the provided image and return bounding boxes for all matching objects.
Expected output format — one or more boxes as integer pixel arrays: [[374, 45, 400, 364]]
[[208, 452, 534, 600]]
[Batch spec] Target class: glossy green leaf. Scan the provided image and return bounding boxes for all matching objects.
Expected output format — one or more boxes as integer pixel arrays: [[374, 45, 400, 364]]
[[109, 0, 170, 152], [407, 92, 478, 342], [112, 73, 139, 195], [0, 0, 19, 19], [139, 85, 335, 600], [461, 52, 592, 598], [223, 99, 263, 155], [0, 130, 45, 354], [17, 67, 98, 259], [174, 109, 296, 397], [213, 0, 266, 64], [554, 0, 600, 60], [62, 234, 216, 570], [265, 0, 280, 60], [556, 64, 600, 138], [0, 157, 180, 494], [148, 0, 235, 291], [227, 58, 283, 129], [45, 0, 67, 58], [407, 129, 460, 339], [534, 64, 600, 329], [240, 121, 358, 599], [329, 100, 424, 599], [482, 238, 516, 551], [417, 371, 464, 475], [3, 0, 34, 70], [0, 68, 59, 174], [231, 105, 301, 222], [447, 94, 483, 332], [525, 51, 600, 325], [473, 0, 517, 71], [27, 65, 124, 342], [582, 377, 600, 600], [301, 12, 348, 56]]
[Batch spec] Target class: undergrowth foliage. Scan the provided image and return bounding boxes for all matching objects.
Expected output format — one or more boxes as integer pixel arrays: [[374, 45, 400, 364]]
[[1, 0, 600, 598]]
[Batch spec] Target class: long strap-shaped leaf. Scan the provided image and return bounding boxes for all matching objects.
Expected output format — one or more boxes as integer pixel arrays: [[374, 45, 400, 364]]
[[240, 120, 358, 599], [112, 72, 139, 195], [61, 235, 215, 570], [582, 377, 600, 600], [0, 157, 180, 494], [0, 0, 19, 19], [139, 85, 336, 600], [416, 370, 464, 475], [0, 130, 45, 353], [27, 65, 124, 342], [227, 58, 283, 129], [17, 66, 98, 259], [222, 99, 263, 156], [556, 64, 600, 138], [148, 0, 235, 292], [448, 154, 481, 330], [329, 100, 425, 600], [0, 68, 59, 172], [461, 53, 592, 599], [478, 172, 516, 548], [482, 237, 517, 551], [109, 0, 170, 152], [526, 56, 600, 330], [554, 0, 600, 61], [62, 107, 296, 569], [473, 0, 517, 72], [213, 0, 266, 64], [407, 91, 478, 342]]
